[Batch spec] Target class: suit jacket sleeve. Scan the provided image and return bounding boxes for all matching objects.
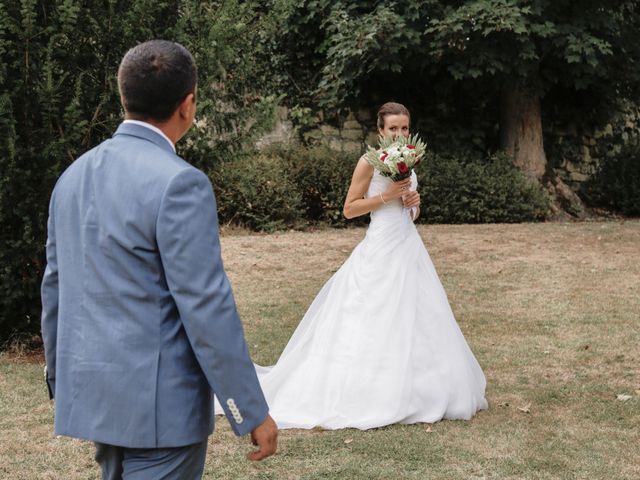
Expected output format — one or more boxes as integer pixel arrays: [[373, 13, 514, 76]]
[[41, 193, 58, 400], [156, 167, 269, 436]]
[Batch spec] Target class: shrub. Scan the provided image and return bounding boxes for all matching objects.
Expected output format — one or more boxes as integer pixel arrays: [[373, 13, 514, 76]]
[[581, 143, 640, 216], [417, 151, 550, 223], [210, 147, 549, 230], [209, 153, 304, 232], [279, 146, 365, 227], [209, 146, 367, 231]]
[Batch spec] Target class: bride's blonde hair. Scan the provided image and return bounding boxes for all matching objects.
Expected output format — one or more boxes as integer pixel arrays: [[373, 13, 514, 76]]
[[376, 102, 410, 129]]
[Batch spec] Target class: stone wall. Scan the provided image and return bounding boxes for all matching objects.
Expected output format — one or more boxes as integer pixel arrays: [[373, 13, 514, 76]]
[[302, 109, 379, 154], [257, 104, 640, 190], [548, 107, 640, 190], [254, 107, 297, 149], [257, 108, 375, 155]]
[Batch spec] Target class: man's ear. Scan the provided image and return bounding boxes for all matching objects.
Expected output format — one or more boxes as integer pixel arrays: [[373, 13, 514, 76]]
[[178, 93, 195, 119]]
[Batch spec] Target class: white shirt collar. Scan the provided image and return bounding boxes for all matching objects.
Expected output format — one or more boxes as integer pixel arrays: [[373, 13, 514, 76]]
[[122, 119, 176, 152]]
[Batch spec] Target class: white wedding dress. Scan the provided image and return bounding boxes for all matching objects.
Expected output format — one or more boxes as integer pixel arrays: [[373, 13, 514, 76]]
[[216, 170, 488, 429]]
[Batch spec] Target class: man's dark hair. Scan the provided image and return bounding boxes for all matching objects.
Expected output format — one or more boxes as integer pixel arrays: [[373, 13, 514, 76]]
[[118, 40, 197, 122]]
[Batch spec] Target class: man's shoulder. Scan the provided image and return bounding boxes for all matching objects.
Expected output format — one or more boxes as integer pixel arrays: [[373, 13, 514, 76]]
[[73, 135, 194, 175], [104, 135, 211, 192], [54, 136, 205, 202]]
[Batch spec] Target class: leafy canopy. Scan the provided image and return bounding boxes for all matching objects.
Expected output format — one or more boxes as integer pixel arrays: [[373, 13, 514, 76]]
[[275, 0, 640, 106]]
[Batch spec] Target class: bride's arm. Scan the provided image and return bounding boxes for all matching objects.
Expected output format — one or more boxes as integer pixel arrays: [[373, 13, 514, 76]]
[[343, 158, 411, 219]]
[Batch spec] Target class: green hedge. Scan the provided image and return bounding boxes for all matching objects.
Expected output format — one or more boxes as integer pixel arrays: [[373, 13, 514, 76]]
[[210, 147, 366, 231], [417, 151, 550, 224], [208, 147, 549, 232], [210, 154, 305, 232], [281, 147, 364, 227], [582, 143, 640, 216]]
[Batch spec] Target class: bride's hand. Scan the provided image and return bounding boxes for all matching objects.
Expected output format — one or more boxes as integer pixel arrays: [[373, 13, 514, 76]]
[[402, 191, 420, 209], [383, 178, 412, 200]]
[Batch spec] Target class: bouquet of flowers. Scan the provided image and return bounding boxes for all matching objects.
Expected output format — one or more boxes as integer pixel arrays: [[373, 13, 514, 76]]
[[364, 134, 427, 181]]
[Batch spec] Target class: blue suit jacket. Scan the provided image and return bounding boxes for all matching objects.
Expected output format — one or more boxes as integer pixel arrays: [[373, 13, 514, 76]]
[[40, 122, 268, 448]]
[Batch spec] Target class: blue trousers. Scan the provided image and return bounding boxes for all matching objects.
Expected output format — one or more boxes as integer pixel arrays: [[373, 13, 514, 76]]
[[94, 440, 208, 480]]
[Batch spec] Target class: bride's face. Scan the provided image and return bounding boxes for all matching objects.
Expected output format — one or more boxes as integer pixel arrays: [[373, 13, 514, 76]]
[[378, 114, 410, 139]]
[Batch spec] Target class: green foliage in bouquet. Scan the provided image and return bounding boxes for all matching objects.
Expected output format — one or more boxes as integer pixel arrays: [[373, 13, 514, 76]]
[[364, 134, 427, 181]]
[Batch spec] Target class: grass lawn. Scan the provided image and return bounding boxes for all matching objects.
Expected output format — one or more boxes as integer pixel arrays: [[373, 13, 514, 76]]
[[1, 221, 638, 479]]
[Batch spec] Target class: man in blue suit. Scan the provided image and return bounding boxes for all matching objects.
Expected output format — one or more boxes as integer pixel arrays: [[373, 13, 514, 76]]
[[41, 40, 277, 479]]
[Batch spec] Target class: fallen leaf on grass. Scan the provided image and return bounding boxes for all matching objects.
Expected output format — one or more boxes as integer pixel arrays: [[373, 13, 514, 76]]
[[616, 394, 632, 402], [425, 426, 433, 433], [344, 438, 353, 444], [517, 404, 531, 413]]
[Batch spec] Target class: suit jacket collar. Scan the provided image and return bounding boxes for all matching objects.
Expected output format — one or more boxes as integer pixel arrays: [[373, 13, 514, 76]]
[[113, 122, 176, 155]]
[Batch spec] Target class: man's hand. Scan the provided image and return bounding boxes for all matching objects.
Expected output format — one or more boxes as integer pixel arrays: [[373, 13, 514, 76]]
[[247, 414, 278, 461]]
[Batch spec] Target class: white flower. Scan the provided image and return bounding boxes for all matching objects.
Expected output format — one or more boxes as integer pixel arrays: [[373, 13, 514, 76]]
[[388, 146, 401, 157]]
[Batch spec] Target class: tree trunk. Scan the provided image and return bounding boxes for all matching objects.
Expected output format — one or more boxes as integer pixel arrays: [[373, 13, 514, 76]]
[[500, 83, 547, 180], [500, 82, 589, 219]]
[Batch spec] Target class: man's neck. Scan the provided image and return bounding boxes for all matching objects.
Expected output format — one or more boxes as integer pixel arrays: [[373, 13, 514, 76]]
[[123, 118, 176, 152], [124, 116, 181, 145]]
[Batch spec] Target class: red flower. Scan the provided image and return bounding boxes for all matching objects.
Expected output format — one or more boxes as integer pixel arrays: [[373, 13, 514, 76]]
[[407, 144, 416, 149], [397, 161, 409, 174], [380, 151, 388, 162]]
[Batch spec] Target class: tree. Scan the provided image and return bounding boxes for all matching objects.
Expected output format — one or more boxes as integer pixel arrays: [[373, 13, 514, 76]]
[[0, 0, 175, 343], [0, 0, 281, 344], [277, 0, 640, 212]]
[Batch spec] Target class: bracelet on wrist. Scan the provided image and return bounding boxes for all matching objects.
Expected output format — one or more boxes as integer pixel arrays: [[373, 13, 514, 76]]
[[379, 192, 387, 204]]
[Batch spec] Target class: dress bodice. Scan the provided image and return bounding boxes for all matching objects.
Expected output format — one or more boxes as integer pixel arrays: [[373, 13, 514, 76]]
[[366, 169, 418, 225]]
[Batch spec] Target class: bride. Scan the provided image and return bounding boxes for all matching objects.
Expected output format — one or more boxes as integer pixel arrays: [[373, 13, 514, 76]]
[[218, 102, 488, 429]]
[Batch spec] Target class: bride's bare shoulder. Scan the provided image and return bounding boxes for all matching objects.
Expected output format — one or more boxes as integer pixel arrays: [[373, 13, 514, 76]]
[[355, 155, 374, 174]]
